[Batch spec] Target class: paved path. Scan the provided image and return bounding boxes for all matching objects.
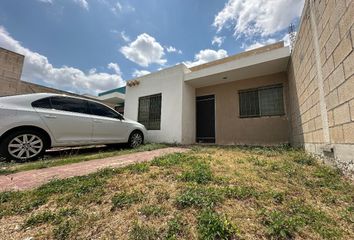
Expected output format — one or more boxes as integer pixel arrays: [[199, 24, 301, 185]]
[[0, 147, 189, 191]]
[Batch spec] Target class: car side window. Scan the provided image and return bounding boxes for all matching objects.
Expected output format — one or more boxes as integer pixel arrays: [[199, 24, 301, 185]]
[[89, 101, 120, 119], [50, 96, 89, 114], [31, 97, 52, 109]]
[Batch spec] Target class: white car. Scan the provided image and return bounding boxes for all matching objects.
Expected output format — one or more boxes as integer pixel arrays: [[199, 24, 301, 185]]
[[0, 93, 147, 161]]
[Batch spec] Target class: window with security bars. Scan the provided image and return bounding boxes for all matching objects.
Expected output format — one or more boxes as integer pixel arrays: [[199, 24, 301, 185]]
[[138, 93, 162, 130], [239, 85, 284, 118]]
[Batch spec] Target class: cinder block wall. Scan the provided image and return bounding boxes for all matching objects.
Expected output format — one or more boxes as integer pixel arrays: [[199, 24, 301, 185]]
[[0, 48, 24, 96], [288, 0, 354, 177]]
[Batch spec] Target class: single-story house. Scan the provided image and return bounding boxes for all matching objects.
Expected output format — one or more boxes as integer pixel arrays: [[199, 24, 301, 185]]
[[123, 42, 290, 145]]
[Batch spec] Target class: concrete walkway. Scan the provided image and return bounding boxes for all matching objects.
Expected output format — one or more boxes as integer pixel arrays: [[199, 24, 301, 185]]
[[0, 147, 188, 191]]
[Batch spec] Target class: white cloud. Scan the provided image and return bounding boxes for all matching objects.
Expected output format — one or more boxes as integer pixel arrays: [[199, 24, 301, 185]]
[[166, 46, 182, 54], [184, 49, 228, 67], [37, 0, 53, 3], [213, 0, 304, 37], [120, 31, 130, 42], [212, 36, 225, 47], [0, 26, 124, 95], [120, 33, 167, 67], [111, 1, 135, 14], [73, 0, 89, 10], [132, 69, 151, 78], [107, 62, 121, 75]]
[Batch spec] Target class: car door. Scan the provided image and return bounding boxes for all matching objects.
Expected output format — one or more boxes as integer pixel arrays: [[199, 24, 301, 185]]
[[88, 101, 130, 143], [33, 96, 93, 144]]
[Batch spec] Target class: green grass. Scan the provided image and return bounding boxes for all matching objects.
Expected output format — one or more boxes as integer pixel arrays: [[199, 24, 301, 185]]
[[0, 146, 353, 239], [175, 185, 224, 209], [179, 161, 213, 184], [129, 222, 159, 240], [0, 143, 168, 175], [197, 209, 238, 240], [111, 191, 144, 210], [139, 205, 166, 218]]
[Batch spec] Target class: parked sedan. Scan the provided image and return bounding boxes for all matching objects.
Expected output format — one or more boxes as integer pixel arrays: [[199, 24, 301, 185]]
[[0, 93, 147, 161]]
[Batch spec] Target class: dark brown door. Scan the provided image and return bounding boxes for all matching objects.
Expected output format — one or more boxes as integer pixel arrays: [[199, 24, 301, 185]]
[[196, 95, 215, 143]]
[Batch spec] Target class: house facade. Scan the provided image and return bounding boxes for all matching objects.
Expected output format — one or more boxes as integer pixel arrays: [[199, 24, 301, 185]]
[[124, 43, 290, 145], [121, 0, 354, 177]]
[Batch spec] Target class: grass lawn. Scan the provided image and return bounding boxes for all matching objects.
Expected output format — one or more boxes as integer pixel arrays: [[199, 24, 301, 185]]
[[0, 143, 169, 175], [0, 146, 353, 239]]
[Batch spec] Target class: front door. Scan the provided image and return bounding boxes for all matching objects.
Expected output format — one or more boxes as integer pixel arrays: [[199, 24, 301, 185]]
[[196, 95, 215, 143]]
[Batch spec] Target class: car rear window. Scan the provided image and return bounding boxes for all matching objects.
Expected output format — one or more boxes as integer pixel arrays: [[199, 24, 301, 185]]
[[50, 96, 89, 114], [31, 97, 52, 109]]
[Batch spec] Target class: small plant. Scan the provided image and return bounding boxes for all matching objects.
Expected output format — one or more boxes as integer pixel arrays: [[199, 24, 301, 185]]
[[111, 191, 143, 210], [180, 161, 213, 184], [246, 156, 267, 167], [311, 166, 343, 189], [128, 162, 150, 174], [139, 205, 166, 218], [261, 209, 301, 239], [129, 221, 159, 240], [197, 209, 237, 240], [165, 215, 188, 239], [261, 201, 342, 239], [271, 192, 286, 204], [292, 152, 316, 165], [24, 210, 57, 227], [175, 185, 223, 209], [53, 220, 72, 240], [224, 186, 259, 200], [24, 207, 79, 228]]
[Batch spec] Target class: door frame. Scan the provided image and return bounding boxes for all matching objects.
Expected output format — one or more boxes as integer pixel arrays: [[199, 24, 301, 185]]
[[196, 94, 216, 143]]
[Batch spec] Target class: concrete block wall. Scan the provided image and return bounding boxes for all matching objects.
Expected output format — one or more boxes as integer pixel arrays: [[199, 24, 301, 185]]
[[288, 0, 354, 178], [0, 48, 24, 96]]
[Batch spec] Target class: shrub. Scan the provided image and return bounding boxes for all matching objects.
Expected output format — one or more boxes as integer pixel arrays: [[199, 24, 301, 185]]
[[111, 191, 143, 210], [197, 209, 237, 240]]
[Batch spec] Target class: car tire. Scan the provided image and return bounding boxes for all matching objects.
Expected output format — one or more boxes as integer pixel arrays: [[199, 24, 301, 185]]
[[0, 129, 47, 162], [128, 131, 144, 148]]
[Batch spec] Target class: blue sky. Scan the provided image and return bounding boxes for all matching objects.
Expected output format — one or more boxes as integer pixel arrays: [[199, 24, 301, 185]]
[[0, 0, 304, 95]]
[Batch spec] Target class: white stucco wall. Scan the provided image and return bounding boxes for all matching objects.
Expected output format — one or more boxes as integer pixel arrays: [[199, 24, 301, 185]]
[[124, 64, 186, 143], [181, 66, 196, 144]]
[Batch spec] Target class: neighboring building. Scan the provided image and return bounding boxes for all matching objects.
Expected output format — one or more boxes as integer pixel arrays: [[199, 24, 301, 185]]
[[98, 87, 125, 114], [0, 47, 111, 105], [119, 0, 353, 177]]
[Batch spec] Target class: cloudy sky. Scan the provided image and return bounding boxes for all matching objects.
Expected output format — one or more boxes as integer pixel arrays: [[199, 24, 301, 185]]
[[0, 0, 304, 95]]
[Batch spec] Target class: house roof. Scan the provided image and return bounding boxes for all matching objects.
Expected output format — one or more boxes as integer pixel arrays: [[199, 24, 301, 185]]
[[97, 86, 125, 105], [188, 42, 285, 72], [98, 86, 126, 96], [185, 42, 290, 88]]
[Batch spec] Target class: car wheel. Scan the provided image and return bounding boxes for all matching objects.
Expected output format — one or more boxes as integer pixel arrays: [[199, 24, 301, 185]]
[[128, 131, 144, 148], [0, 129, 47, 162]]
